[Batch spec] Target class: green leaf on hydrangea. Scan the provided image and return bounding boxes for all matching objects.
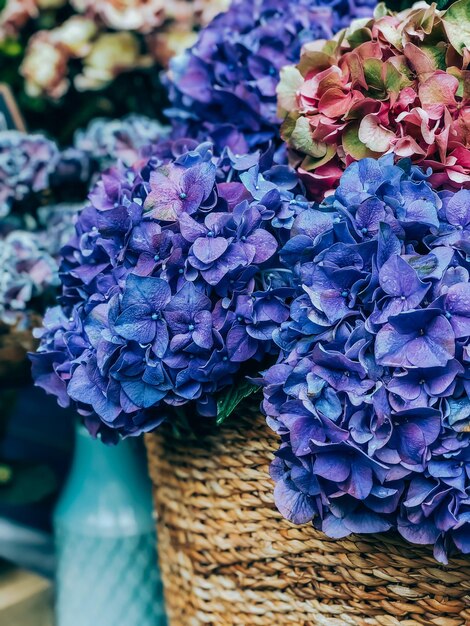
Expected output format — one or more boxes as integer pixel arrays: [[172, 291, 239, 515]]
[[384, 61, 412, 94], [421, 44, 447, 71], [374, 2, 388, 18], [297, 43, 335, 76], [443, 0, 470, 53], [364, 58, 383, 88], [216, 380, 259, 425], [447, 67, 470, 99]]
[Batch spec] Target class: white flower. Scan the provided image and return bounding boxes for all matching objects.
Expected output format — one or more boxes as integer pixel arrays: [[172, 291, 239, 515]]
[[51, 16, 97, 57], [75, 32, 151, 91], [21, 32, 69, 99]]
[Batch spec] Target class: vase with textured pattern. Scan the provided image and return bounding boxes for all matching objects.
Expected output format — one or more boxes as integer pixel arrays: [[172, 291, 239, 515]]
[[54, 423, 166, 626]]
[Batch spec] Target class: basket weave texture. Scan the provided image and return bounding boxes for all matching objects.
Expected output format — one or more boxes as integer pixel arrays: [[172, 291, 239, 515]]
[[145, 412, 470, 626]]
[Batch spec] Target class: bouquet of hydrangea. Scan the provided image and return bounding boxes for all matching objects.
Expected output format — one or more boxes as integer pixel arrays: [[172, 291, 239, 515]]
[[277, 0, 470, 198], [31, 141, 311, 440], [26, 0, 470, 577]]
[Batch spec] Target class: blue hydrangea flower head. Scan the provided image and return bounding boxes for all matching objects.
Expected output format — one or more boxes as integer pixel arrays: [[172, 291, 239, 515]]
[[261, 154, 470, 562]]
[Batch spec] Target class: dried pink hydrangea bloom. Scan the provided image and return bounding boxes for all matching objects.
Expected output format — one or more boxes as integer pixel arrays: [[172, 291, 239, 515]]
[[278, 1, 470, 199]]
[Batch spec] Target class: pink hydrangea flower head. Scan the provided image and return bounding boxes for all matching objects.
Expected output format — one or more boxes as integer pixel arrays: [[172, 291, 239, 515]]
[[278, 1, 470, 200]]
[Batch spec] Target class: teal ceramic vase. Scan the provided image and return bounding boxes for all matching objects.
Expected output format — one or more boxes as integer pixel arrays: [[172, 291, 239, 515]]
[[54, 423, 166, 626]]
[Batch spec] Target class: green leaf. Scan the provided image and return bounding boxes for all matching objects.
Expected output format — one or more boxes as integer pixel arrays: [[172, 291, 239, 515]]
[[420, 44, 447, 72], [363, 58, 387, 98], [383, 61, 412, 94], [216, 380, 259, 425], [443, 0, 470, 53], [374, 2, 389, 18], [297, 47, 334, 77], [280, 111, 300, 142]]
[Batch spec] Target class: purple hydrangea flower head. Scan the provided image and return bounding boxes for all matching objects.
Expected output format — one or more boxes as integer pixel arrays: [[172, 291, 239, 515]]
[[0, 131, 60, 217], [166, 0, 376, 155], [261, 154, 470, 562], [0, 230, 59, 326], [32, 142, 311, 438]]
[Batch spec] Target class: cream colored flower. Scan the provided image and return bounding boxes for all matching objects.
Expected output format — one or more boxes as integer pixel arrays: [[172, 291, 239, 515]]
[[71, 0, 165, 33], [0, 0, 38, 40], [75, 32, 151, 91], [148, 27, 196, 68], [51, 16, 97, 56], [20, 32, 69, 99]]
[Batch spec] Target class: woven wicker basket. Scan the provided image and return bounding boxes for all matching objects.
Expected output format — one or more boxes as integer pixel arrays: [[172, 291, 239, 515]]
[[145, 412, 470, 626]]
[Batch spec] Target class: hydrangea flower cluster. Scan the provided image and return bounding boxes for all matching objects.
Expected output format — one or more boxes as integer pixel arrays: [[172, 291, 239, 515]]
[[73, 115, 170, 170], [31, 142, 311, 439], [0, 119, 176, 335], [262, 154, 470, 561], [278, 2, 470, 199], [0, 229, 59, 327], [0, 131, 59, 217], [166, 0, 376, 156]]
